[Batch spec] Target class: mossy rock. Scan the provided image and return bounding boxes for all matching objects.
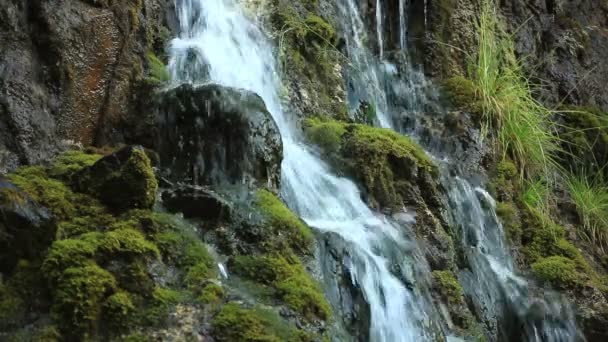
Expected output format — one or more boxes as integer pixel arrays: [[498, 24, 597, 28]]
[[255, 190, 314, 255], [230, 254, 331, 321], [211, 302, 308, 342], [76, 146, 158, 212], [496, 201, 521, 244], [443, 76, 483, 116], [304, 118, 437, 210], [531, 256, 580, 288], [432, 270, 464, 305]]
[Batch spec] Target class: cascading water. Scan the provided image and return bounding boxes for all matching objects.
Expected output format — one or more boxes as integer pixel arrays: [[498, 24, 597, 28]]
[[168, 0, 441, 341], [339, 0, 582, 341]]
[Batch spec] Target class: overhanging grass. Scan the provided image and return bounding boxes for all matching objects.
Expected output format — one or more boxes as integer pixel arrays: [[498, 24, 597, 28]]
[[566, 173, 608, 250], [470, 0, 560, 178]]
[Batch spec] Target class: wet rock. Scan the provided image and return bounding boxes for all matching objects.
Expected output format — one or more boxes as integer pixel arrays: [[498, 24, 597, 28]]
[[0, 177, 54, 272], [317, 232, 371, 342], [162, 185, 232, 221], [155, 84, 283, 190], [0, 0, 172, 173], [75, 146, 158, 212]]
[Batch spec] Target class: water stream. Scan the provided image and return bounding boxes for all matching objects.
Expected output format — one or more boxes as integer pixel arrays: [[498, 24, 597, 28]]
[[167, 0, 581, 340], [168, 0, 439, 340], [339, 0, 581, 341]]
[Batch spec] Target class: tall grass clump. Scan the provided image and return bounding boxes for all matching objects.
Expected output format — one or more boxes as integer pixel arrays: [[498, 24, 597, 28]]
[[566, 173, 608, 249], [470, 0, 560, 178]]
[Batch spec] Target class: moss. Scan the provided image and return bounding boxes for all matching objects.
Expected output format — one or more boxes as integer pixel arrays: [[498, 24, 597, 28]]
[[99, 228, 160, 259], [47, 150, 102, 181], [42, 233, 103, 283], [52, 263, 117, 334], [432, 270, 464, 305], [138, 287, 184, 326], [184, 262, 213, 291], [256, 190, 314, 255], [443, 76, 483, 115], [33, 325, 62, 341], [303, 14, 337, 46], [230, 255, 331, 321], [304, 118, 437, 209], [496, 201, 521, 243], [531, 256, 580, 287], [489, 158, 519, 201], [8, 166, 79, 220], [303, 117, 347, 154], [0, 282, 25, 329], [198, 283, 225, 304], [211, 303, 290, 342], [146, 51, 170, 84], [103, 291, 135, 329]]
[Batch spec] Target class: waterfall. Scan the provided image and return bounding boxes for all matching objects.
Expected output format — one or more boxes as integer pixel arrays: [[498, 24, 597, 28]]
[[168, 0, 439, 341], [340, 0, 581, 340]]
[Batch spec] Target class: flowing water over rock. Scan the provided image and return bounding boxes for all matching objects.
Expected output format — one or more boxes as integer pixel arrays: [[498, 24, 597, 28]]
[[168, 0, 441, 341], [338, 0, 582, 341]]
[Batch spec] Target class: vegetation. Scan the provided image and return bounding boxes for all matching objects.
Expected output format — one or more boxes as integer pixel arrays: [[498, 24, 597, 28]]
[[256, 190, 314, 254], [432, 270, 464, 305], [304, 117, 437, 209], [230, 255, 331, 321], [146, 51, 170, 83], [567, 174, 608, 249], [211, 303, 298, 342]]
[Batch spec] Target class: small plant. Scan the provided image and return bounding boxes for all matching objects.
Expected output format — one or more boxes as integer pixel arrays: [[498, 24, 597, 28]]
[[566, 173, 608, 249]]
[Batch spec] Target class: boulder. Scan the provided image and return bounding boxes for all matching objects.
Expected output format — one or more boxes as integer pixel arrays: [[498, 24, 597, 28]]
[[76, 146, 158, 212], [162, 185, 232, 222], [155, 84, 283, 190], [0, 177, 54, 272]]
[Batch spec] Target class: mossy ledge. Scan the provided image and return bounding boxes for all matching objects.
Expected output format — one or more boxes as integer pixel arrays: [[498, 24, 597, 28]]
[[304, 117, 438, 210], [0, 148, 218, 340]]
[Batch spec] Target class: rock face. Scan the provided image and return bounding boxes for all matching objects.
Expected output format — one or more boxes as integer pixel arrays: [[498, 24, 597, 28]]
[[155, 84, 283, 190], [0, 0, 172, 173]]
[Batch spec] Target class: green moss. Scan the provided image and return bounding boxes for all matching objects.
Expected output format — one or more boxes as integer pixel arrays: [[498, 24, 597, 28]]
[[0, 282, 25, 329], [81, 147, 158, 212], [230, 255, 331, 321], [8, 166, 78, 220], [185, 262, 213, 291], [432, 270, 464, 305], [33, 325, 62, 341], [496, 202, 521, 243], [42, 233, 103, 283], [531, 256, 580, 287], [443, 76, 483, 115], [138, 287, 184, 326], [103, 291, 135, 329], [211, 303, 289, 342], [48, 150, 102, 181], [256, 190, 314, 254], [52, 263, 117, 334], [303, 117, 347, 154], [99, 228, 160, 259], [303, 14, 337, 46], [198, 283, 225, 304], [146, 51, 170, 84], [304, 118, 437, 209]]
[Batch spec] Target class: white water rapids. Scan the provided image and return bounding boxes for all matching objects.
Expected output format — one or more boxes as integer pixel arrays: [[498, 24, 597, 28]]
[[168, 0, 433, 341]]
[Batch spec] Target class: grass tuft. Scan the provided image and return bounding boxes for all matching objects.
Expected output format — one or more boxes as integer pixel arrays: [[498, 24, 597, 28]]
[[566, 173, 608, 250], [469, 0, 560, 178]]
